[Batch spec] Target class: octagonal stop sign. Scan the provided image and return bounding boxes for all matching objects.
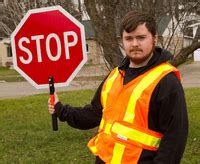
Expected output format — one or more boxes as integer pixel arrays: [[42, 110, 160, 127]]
[[11, 6, 87, 89]]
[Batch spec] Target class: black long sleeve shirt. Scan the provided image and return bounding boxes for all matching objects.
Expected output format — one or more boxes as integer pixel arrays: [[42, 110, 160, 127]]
[[54, 47, 188, 164]]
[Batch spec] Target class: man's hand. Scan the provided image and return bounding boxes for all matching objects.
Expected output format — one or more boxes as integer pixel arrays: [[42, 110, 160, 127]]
[[48, 92, 59, 115]]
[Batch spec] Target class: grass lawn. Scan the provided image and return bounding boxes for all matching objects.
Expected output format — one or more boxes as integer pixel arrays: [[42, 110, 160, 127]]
[[0, 67, 24, 82], [181, 88, 200, 164], [0, 66, 104, 82], [0, 88, 199, 163]]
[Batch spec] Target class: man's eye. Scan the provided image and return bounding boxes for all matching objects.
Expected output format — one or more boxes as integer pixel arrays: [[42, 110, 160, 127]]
[[137, 36, 145, 40], [126, 37, 133, 41]]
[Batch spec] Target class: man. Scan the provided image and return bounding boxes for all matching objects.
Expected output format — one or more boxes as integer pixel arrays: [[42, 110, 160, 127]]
[[48, 11, 188, 164]]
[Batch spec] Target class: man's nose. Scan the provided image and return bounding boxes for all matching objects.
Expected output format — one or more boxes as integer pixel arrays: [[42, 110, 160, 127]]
[[132, 39, 139, 46]]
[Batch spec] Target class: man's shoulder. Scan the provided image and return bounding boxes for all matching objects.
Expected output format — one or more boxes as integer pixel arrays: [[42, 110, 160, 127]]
[[158, 72, 183, 94], [160, 72, 180, 85], [153, 72, 184, 101]]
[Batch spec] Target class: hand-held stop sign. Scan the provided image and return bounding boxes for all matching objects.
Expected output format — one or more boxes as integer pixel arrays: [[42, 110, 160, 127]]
[[11, 6, 87, 131]]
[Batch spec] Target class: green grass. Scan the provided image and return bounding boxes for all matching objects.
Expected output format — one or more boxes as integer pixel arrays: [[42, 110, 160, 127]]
[[0, 66, 104, 82], [0, 88, 199, 163], [0, 90, 96, 163], [181, 88, 200, 164], [0, 67, 25, 82]]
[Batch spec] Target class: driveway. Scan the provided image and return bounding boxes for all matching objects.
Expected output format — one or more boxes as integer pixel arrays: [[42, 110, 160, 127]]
[[0, 62, 200, 99]]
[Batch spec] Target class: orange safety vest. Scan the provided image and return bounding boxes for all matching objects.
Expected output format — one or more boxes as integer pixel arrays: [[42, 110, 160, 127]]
[[88, 63, 180, 164]]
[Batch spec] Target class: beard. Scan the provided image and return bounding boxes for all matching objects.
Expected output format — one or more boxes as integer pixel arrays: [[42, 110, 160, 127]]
[[127, 46, 155, 65], [127, 51, 153, 64]]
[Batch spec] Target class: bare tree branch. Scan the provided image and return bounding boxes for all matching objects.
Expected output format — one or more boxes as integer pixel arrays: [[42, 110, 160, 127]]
[[172, 42, 200, 66]]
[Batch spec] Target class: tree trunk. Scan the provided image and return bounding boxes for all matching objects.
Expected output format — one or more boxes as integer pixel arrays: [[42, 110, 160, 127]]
[[84, 0, 123, 69], [172, 42, 200, 67]]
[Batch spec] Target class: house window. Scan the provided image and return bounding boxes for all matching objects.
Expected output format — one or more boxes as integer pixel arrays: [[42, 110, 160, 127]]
[[86, 44, 89, 53], [86, 43, 93, 64], [7, 46, 12, 57], [184, 27, 193, 37]]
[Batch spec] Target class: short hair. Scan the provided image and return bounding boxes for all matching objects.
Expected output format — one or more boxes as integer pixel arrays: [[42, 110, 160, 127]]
[[120, 11, 157, 37]]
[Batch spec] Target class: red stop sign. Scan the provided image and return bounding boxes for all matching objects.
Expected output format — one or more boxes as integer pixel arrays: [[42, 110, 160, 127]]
[[11, 6, 87, 89]]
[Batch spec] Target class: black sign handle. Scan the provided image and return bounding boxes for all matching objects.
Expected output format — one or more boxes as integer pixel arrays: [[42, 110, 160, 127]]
[[49, 76, 58, 131]]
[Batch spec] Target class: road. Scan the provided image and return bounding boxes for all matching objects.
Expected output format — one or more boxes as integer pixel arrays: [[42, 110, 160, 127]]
[[0, 62, 200, 99], [0, 80, 101, 99], [178, 62, 200, 88]]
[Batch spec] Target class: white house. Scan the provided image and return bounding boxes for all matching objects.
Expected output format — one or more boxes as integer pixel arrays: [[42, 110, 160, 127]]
[[188, 23, 200, 61], [0, 38, 12, 67], [156, 15, 184, 54]]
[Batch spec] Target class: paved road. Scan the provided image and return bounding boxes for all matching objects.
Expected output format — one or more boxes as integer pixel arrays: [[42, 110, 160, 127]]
[[178, 62, 200, 88], [0, 80, 101, 99], [0, 62, 200, 99]]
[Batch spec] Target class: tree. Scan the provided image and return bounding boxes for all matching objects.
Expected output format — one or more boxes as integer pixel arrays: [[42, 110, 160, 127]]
[[84, 0, 124, 69], [0, 1, 24, 37], [0, 0, 82, 37], [84, 0, 200, 68]]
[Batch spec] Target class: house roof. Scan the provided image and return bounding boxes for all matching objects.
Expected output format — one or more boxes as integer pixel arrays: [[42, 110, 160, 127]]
[[156, 15, 171, 35], [188, 22, 200, 27], [81, 20, 95, 39]]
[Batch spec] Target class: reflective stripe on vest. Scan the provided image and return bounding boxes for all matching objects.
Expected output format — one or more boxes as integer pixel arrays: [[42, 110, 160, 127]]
[[112, 122, 162, 149], [102, 68, 119, 108], [110, 143, 125, 164], [124, 63, 176, 123], [99, 119, 163, 150]]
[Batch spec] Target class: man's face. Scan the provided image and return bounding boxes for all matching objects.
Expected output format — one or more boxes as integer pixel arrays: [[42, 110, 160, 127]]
[[122, 23, 157, 66]]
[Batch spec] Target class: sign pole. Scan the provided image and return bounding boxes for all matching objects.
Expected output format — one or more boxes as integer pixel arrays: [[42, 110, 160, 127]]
[[49, 76, 58, 131]]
